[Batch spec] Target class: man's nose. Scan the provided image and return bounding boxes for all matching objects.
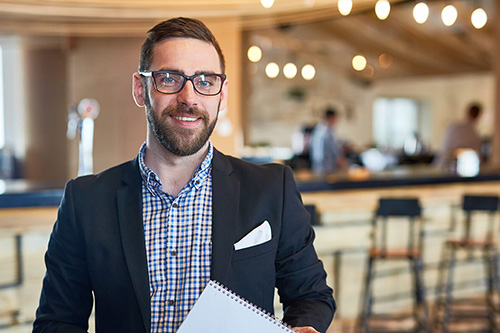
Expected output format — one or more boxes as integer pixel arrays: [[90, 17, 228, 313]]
[[176, 79, 198, 106]]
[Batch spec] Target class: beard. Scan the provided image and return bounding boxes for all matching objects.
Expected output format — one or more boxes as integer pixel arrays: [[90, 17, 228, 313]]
[[145, 98, 219, 156]]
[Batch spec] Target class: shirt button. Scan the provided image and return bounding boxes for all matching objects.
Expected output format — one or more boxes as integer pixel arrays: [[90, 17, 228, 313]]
[[171, 250, 177, 256], [195, 180, 200, 185], [169, 300, 175, 306], [172, 203, 178, 208]]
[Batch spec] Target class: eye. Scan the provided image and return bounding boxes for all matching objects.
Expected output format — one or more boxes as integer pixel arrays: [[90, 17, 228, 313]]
[[195, 75, 217, 88], [156, 73, 181, 87]]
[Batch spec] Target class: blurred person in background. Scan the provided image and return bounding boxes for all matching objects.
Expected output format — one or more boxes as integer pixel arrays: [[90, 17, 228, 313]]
[[434, 102, 483, 169], [310, 108, 346, 174]]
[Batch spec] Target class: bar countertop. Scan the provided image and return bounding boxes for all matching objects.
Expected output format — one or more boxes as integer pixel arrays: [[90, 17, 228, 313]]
[[294, 166, 500, 192], [0, 180, 65, 208], [1, 166, 500, 208]]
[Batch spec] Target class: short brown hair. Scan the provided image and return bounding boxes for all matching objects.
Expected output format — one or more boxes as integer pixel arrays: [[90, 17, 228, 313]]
[[139, 17, 226, 73], [467, 102, 482, 120]]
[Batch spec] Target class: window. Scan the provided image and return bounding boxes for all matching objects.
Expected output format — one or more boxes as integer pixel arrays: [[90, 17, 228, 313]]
[[373, 97, 420, 149]]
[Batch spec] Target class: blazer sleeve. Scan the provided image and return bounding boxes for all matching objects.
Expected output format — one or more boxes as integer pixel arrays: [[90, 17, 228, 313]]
[[33, 180, 92, 333], [275, 166, 336, 332]]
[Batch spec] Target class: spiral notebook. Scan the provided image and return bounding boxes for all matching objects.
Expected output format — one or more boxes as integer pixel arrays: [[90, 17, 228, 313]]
[[177, 280, 294, 332]]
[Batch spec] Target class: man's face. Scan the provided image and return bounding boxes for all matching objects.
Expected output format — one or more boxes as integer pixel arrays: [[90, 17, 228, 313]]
[[134, 38, 228, 156]]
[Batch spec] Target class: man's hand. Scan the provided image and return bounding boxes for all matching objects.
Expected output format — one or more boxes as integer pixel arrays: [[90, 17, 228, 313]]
[[292, 327, 320, 333]]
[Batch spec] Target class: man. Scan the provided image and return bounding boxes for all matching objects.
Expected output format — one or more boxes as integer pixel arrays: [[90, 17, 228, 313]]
[[33, 17, 335, 333], [434, 102, 483, 169], [310, 108, 345, 174]]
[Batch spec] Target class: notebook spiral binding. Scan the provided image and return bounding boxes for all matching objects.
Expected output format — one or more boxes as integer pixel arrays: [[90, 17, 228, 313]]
[[209, 280, 295, 332]]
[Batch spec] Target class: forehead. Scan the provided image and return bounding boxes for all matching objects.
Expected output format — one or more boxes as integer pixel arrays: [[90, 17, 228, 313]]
[[151, 37, 221, 73]]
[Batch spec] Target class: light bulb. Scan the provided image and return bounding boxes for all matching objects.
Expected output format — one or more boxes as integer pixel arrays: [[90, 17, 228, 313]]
[[261, 0, 274, 9], [352, 55, 367, 71], [247, 46, 262, 63], [471, 8, 487, 29], [413, 2, 429, 24], [265, 62, 279, 78], [375, 0, 391, 20], [338, 0, 353, 16], [283, 63, 298, 79], [441, 5, 458, 27], [301, 64, 316, 80], [364, 65, 375, 78], [379, 53, 393, 69]]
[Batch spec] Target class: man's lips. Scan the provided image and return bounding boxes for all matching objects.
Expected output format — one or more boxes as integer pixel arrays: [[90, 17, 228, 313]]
[[169, 113, 204, 128], [171, 115, 199, 122]]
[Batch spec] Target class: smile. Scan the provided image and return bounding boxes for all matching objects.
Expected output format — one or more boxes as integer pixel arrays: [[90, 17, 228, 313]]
[[172, 115, 199, 122]]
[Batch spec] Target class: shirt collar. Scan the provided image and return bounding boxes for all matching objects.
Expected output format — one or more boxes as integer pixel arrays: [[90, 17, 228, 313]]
[[138, 141, 213, 194]]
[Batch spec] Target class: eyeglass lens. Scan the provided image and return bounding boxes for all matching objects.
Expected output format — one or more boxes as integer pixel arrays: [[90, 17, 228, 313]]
[[153, 72, 223, 96]]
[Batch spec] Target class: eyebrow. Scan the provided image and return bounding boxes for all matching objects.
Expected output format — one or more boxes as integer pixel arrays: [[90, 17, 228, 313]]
[[155, 68, 218, 75]]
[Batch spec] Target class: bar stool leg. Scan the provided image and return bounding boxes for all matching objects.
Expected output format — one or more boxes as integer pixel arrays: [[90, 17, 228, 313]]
[[359, 257, 375, 333], [442, 246, 457, 333], [433, 245, 449, 330], [484, 247, 499, 332], [413, 257, 430, 332], [493, 250, 500, 331]]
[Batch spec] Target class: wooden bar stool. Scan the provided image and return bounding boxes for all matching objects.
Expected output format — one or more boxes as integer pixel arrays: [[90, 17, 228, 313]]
[[434, 195, 500, 333], [359, 198, 430, 333]]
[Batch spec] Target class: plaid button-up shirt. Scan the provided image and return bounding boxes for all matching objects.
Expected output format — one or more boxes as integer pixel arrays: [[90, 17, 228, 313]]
[[138, 142, 213, 332]]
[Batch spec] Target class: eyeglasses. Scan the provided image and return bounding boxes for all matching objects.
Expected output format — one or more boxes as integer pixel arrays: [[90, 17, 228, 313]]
[[139, 71, 226, 96]]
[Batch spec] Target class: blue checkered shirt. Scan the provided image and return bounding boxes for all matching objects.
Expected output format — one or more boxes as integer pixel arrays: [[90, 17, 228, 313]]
[[138, 142, 213, 332]]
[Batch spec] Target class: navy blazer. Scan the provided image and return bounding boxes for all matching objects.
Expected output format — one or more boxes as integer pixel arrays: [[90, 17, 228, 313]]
[[33, 149, 335, 332]]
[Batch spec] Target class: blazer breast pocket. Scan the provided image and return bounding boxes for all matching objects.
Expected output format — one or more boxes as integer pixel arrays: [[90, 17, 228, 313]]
[[231, 236, 277, 262]]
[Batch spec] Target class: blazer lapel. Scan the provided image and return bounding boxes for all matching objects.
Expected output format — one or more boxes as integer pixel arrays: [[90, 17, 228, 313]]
[[116, 159, 151, 333], [211, 149, 239, 284]]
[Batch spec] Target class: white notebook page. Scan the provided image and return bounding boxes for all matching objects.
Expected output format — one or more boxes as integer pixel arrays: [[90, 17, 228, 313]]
[[177, 280, 294, 332]]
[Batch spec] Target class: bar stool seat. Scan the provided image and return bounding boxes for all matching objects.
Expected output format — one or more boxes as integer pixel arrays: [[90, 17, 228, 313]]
[[434, 195, 500, 333], [359, 198, 430, 333]]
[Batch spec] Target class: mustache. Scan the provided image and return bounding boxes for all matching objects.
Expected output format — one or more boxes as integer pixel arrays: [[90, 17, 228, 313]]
[[162, 104, 206, 119]]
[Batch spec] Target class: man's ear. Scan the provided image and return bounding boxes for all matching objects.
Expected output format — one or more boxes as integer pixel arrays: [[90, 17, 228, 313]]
[[132, 72, 146, 107]]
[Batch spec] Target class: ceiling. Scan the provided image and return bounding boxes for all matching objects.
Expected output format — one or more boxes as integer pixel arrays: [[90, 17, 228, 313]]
[[0, 0, 386, 35], [0, 0, 496, 82], [248, 1, 497, 82]]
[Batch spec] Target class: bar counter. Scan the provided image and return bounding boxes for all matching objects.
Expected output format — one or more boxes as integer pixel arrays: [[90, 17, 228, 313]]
[[295, 165, 500, 192], [1, 165, 500, 208], [1, 166, 500, 321], [0, 180, 64, 208]]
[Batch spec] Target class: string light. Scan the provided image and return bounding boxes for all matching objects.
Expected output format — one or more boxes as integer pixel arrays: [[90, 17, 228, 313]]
[[375, 0, 391, 20], [413, 2, 429, 24], [338, 0, 353, 16], [283, 63, 298, 79], [265, 62, 280, 78], [301, 64, 316, 80], [352, 55, 367, 71], [441, 4, 458, 26], [379, 53, 393, 69], [364, 65, 375, 78], [471, 8, 487, 29], [260, 0, 274, 9], [247, 46, 262, 63]]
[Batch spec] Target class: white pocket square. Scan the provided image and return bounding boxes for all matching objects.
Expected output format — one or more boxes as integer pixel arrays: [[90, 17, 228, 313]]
[[234, 221, 272, 251]]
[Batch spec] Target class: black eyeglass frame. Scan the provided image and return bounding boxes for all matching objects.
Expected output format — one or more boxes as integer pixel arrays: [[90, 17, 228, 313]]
[[139, 71, 226, 96]]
